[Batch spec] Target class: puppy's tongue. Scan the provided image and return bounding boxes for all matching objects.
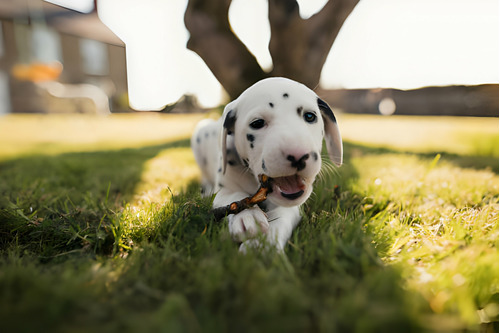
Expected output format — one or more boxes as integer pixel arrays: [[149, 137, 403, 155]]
[[272, 175, 305, 197]]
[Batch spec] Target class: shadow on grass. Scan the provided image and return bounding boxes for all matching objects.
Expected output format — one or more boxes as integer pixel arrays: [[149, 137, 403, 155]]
[[0, 138, 191, 256]]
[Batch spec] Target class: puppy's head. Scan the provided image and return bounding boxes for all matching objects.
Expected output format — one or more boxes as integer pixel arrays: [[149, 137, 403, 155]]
[[222, 77, 342, 207]]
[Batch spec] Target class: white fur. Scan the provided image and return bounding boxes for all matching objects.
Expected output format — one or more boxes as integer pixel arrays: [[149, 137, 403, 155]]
[[191, 77, 342, 252]]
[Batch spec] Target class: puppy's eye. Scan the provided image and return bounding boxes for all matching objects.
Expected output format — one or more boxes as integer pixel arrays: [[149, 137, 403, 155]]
[[250, 119, 265, 129], [303, 112, 317, 124]]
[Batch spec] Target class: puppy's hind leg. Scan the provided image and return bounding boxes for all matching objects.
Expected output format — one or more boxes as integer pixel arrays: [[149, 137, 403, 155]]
[[191, 118, 219, 197]]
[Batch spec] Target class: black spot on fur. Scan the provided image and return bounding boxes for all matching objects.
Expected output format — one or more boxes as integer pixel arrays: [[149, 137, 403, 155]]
[[196, 136, 201, 144], [283, 93, 289, 99], [246, 134, 255, 142], [218, 167, 222, 173], [262, 159, 266, 171], [242, 159, 249, 167], [312, 152, 319, 161], [218, 183, 224, 188], [269, 102, 274, 108], [297, 106, 303, 116], [228, 160, 236, 166], [250, 143, 254, 149]]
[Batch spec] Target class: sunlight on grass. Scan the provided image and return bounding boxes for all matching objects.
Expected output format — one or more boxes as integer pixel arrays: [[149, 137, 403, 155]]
[[0, 113, 211, 160], [352, 154, 498, 208], [116, 147, 202, 247], [356, 153, 499, 328], [339, 114, 499, 157], [133, 148, 200, 205]]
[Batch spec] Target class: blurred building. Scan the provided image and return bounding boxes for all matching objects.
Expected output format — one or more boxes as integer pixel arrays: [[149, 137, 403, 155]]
[[0, 0, 129, 114]]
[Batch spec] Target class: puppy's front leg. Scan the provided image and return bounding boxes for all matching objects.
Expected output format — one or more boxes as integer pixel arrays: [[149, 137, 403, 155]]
[[213, 189, 269, 242], [240, 206, 301, 252], [266, 206, 301, 250]]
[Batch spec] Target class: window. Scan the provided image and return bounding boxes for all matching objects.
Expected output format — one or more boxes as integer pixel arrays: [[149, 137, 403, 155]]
[[79, 39, 109, 75]]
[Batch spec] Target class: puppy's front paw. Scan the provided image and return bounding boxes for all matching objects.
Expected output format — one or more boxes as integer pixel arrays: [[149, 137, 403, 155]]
[[228, 207, 269, 242]]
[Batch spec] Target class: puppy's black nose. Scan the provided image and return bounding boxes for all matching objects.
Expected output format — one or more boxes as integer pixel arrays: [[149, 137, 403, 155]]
[[287, 153, 309, 171]]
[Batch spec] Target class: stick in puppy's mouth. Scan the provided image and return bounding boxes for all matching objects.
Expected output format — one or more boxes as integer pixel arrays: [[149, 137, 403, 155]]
[[211, 174, 274, 221]]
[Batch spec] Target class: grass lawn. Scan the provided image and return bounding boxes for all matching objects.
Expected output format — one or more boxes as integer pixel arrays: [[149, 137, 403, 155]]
[[0, 113, 498, 332]]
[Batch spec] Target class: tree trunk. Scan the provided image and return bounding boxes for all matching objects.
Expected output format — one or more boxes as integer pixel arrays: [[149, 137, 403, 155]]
[[184, 0, 267, 99], [185, 0, 359, 100]]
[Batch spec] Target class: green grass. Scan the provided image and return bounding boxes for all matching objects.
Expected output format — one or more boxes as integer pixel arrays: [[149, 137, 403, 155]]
[[0, 113, 497, 332]]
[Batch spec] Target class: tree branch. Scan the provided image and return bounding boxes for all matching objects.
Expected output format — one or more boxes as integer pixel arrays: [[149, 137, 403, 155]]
[[269, 0, 359, 89], [184, 0, 267, 99]]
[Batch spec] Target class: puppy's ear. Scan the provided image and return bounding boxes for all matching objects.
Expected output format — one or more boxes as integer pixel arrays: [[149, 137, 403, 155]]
[[221, 103, 237, 174], [318, 98, 343, 166]]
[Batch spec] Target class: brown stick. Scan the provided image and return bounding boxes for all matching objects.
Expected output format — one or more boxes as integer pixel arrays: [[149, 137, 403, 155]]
[[211, 175, 273, 221]]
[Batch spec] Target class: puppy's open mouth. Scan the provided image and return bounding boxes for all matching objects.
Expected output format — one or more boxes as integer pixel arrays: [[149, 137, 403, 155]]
[[270, 175, 306, 200]]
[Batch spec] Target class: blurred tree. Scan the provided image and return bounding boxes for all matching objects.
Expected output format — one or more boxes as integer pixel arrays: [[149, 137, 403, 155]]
[[185, 0, 359, 99]]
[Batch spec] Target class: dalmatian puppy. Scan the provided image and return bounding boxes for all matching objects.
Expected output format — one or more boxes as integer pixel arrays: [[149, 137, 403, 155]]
[[191, 77, 342, 252]]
